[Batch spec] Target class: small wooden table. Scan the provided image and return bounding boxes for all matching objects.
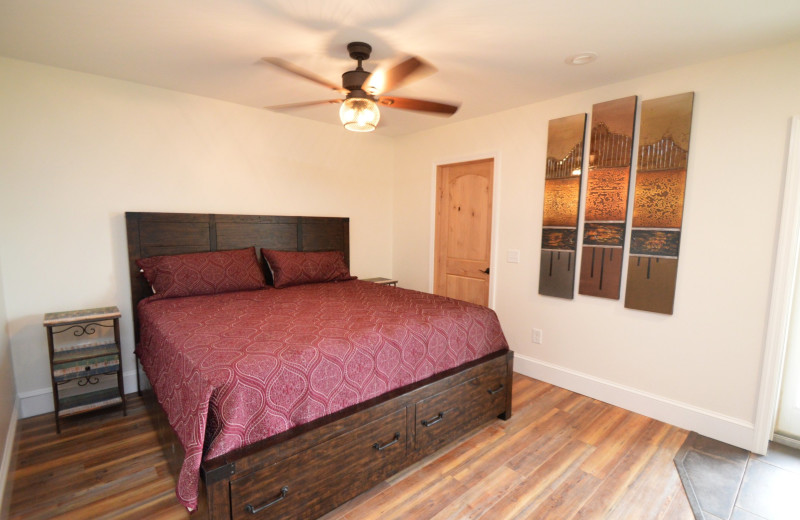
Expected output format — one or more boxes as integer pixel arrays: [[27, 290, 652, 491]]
[[43, 306, 127, 433], [361, 277, 398, 287]]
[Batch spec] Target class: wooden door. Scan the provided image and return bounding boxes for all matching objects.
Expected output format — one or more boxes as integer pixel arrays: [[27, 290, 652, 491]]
[[434, 158, 494, 306]]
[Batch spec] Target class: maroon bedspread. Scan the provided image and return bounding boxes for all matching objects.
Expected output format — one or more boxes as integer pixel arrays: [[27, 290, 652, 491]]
[[136, 280, 508, 509]]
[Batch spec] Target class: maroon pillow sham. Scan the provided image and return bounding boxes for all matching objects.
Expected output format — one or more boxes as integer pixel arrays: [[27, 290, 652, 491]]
[[136, 247, 267, 298], [261, 249, 355, 289]]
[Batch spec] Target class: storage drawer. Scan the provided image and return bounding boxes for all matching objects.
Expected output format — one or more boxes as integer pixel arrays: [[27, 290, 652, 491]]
[[52, 343, 120, 383], [230, 407, 407, 520], [415, 363, 506, 454]]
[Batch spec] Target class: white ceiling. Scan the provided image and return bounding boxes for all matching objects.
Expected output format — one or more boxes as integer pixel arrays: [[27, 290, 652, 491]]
[[1, 0, 799, 136]]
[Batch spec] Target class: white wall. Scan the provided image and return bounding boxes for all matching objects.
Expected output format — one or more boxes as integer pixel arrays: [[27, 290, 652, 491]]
[[392, 41, 800, 450], [0, 57, 395, 417]]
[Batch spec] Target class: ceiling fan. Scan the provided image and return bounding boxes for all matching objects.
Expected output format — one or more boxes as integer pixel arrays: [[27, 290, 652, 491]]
[[262, 42, 460, 132]]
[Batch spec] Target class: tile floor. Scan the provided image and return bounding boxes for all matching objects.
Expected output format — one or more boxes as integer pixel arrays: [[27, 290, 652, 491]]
[[674, 433, 800, 520]]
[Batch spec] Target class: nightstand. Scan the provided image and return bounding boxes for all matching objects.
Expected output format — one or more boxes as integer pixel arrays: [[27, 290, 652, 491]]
[[361, 277, 398, 287], [43, 306, 127, 433]]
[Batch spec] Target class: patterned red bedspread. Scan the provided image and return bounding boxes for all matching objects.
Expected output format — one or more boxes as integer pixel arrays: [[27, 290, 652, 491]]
[[136, 280, 508, 509]]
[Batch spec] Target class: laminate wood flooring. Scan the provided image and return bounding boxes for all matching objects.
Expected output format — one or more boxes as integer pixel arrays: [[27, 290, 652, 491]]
[[9, 373, 694, 519]]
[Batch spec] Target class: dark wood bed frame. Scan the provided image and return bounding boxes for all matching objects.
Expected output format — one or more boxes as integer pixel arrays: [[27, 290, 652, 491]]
[[125, 211, 513, 520]]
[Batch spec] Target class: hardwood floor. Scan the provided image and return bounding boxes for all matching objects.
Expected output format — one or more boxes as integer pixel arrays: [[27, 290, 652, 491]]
[[9, 374, 694, 519]]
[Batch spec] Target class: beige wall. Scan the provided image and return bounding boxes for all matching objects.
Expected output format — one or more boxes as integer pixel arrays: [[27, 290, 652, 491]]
[[0, 255, 17, 516], [0, 258, 14, 433], [2, 41, 800, 451], [392, 41, 800, 450], [0, 57, 395, 416]]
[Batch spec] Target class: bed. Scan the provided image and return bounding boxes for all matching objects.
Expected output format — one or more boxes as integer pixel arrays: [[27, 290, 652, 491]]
[[125, 212, 513, 519]]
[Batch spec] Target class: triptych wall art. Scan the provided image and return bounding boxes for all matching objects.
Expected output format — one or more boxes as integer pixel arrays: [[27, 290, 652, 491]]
[[625, 92, 694, 314], [538, 92, 694, 315], [578, 96, 637, 300], [538, 114, 587, 299]]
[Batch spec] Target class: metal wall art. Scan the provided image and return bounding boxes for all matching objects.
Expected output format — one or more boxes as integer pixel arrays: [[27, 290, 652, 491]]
[[579, 96, 638, 299], [624, 92, 694, 314], [539, 113, 587, 299]]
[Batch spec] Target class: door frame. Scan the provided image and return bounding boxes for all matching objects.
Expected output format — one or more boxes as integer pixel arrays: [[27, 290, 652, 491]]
[[429, 152, 501, 309], [755, 115, 800, 454]]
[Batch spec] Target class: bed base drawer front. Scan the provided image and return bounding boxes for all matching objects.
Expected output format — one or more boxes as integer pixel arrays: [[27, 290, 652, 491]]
[[414, 363, 507, 454], [230, 407, 406, 520]]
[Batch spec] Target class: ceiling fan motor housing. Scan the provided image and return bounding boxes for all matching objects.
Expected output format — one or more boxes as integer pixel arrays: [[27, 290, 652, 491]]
[[342, 42, 373, 96], [342, 70, 370, 95]]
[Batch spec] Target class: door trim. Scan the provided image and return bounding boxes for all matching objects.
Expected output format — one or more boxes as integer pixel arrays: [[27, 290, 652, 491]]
[[754, 116, 800, 454], [429, 152, 501, 309]]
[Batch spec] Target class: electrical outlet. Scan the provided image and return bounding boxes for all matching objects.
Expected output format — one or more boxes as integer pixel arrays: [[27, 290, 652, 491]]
[[507, 249, 520, 263], [532, 328, 543, 344]]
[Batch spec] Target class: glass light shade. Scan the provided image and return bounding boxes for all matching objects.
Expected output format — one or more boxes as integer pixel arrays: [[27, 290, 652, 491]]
[[339, 97, 380, 132]]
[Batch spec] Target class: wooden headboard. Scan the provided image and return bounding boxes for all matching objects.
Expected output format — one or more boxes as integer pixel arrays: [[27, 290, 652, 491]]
[[125, 212, 349, 341]]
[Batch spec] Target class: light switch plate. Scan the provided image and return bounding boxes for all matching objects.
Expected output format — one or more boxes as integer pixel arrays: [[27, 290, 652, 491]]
[[507, 249, 520, 263]]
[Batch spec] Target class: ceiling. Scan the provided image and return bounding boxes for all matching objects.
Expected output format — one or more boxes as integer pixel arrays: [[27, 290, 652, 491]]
[[1, 0, 799, 136]]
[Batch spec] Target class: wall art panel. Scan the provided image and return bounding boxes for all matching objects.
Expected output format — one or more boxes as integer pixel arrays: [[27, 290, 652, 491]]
[[539, 113, 586, 299], [579, 96, 637, 299], [624, 92, 694, 314]]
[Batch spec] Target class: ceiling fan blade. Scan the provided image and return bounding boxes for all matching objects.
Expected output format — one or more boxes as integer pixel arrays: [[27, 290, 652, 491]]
[[363, 56, 436, 96], [377, 96, 459, 116], [261, 57, 347, 93], [265, 99, 342, 110]]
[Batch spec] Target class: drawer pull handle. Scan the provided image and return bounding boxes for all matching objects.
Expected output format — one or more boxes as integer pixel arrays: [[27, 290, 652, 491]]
[[373, 432, 401, 451], [487, 384, 505, 395], [421, 412, 445, 427], [245, 486, 289, 514]]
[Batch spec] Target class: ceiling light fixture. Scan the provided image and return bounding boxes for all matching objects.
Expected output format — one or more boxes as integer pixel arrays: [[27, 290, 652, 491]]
[[565, 52, 598, 66], [339, 95, 380, 132]]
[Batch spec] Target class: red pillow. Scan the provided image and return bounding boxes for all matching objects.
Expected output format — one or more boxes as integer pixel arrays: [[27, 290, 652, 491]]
[[136, 247, 266, 298], [261, 249, 354, 289]]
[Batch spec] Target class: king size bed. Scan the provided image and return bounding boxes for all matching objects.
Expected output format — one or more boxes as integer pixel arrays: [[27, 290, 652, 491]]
[[125, 212, 513, 519]]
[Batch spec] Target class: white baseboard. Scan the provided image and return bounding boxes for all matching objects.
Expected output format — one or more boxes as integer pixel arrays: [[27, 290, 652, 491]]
[[18, 369, 139, 418], [19, 358, 757, 451], [0, 398, 19, 517], [773, 434, 800, 450], [513, 353, 756, 452]]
